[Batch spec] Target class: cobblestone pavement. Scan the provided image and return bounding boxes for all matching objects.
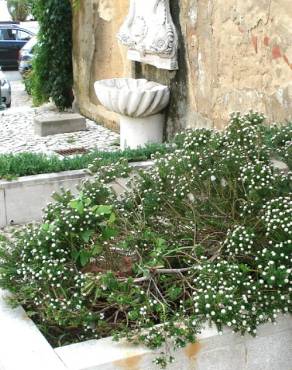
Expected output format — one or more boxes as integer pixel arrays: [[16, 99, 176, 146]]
[[0, 77, 119, 155], [11, 80, 32, 109], [0, 107, 119, 155]]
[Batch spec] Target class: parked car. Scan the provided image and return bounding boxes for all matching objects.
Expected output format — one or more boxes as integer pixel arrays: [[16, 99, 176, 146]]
[[0, 23, 34, 69], [0, 67, 11, 108], [18, 35, 37, 75]]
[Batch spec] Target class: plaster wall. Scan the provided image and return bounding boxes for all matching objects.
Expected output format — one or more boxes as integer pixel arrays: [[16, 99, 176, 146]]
[[72, 0, 292, 136], [72, 0, 132, 132]]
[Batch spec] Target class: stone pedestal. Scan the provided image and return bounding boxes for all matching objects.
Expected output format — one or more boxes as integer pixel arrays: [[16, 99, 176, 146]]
[[120, 113, 164, 149]]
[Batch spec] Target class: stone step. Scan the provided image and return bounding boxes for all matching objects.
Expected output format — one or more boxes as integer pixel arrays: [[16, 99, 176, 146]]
[[34, 113, 87, 136]]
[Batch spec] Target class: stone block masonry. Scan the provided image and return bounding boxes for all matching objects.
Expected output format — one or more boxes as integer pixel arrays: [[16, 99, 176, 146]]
[[0, 290, 68, 370], [0, 170, 90, 227], [34, 113, 87, 136], [55, 317, 292, 369]]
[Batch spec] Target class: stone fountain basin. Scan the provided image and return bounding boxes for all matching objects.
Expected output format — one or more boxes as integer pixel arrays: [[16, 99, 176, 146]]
[[94, 78, 170, 118]]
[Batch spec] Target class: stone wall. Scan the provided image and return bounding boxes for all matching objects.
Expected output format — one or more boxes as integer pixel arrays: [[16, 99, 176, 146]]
[[72, 0, 132, 131], [73, 0, 292, 136]]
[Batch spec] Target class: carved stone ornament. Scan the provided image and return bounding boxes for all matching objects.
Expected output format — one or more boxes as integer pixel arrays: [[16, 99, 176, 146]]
[[117, 0, 179, 70]]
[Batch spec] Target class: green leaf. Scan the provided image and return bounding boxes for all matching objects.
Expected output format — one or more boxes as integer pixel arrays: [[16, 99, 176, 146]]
[[41, 223, 50, 232], [108, 212, 116, 224], [92, 244, 103, 256], [70, 200, 84, 214], [79, 250, 91, 267], [95, 205, 112, 216], [84, 198, 92, 207], [81, 230, 94, 243], [94, 288, 102, 301], [239, 264, 250, 273], [71, 248, 79, 262], [102, 227, 118, 240], [156, 238, 166, 248], [167, 286, 182, 300]]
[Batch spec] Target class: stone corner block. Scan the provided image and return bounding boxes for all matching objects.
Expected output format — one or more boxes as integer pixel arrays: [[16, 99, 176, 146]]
[[34, 113, 87, 136], [0, 189, 6, 228]]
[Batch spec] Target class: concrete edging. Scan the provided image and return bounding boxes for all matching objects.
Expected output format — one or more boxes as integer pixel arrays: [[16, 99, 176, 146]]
[[0, 161, 153, 228], [0, 290, 68, 370], [55, 316, 292, 370], [0, 288, 291, 370], [0, 169, 90, 227]]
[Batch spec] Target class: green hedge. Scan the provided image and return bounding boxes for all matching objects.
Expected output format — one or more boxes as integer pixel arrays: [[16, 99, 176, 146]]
[[30, 0, 73, 109]]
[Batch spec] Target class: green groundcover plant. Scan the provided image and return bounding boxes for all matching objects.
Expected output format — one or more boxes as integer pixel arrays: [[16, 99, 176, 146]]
[[0, 112, 291, 368], [0, 144, 168, 180]]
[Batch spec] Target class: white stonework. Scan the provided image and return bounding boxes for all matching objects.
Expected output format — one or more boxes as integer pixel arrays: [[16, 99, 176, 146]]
[[94, 78, 170, 118], [55, 318, 292, 370], [0, 162, 153, 227], [94, 78, 170, 149], [117, 0, 178, 70], [120, 113, 164, 149]]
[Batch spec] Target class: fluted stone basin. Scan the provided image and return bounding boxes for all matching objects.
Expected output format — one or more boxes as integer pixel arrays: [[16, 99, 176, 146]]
[[94, 78, 170, 149], [94, 78, 170, 118]]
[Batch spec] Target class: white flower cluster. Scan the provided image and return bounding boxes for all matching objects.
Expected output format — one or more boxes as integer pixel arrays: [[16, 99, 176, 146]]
[[224, 226, 255, 256], [271, 123, 292, 160], [89, 158, 130, 183], [261, 196, 292, 237], [239, 160, 276, 192]]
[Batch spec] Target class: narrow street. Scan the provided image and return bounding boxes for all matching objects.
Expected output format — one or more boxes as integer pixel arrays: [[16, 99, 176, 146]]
[[3, 70, 32, 109]]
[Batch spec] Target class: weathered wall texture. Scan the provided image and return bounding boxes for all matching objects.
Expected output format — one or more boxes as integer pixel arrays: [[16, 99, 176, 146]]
[[73, 0, 292, 136], [72, 0, 131, 131]]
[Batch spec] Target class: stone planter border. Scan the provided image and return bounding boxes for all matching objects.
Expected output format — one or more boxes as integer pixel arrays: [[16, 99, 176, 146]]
[[0, 161, 153, 228], [1, 159, 291, 369], [0, 289, 291, 370]]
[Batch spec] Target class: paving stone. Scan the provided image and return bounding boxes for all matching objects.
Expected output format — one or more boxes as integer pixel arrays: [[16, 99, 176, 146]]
[[0, 78, 119, 155], [34, 113, 87, 136], [0, 106, 119, 155]]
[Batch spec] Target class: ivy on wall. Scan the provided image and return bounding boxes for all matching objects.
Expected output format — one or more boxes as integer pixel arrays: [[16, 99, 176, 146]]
[[30, 0, 73, 110]]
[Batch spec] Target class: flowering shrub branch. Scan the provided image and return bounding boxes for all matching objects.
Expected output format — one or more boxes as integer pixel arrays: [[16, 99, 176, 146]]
[[0, 112, 291, 368]]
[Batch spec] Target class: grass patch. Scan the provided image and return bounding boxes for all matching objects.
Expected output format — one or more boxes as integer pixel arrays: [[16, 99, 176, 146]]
[[0, 144, 170, 180]]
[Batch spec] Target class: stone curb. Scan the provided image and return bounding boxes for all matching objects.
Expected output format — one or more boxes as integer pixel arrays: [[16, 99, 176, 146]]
[[0, 161, 154, 227], [0, 288, 291, 370]]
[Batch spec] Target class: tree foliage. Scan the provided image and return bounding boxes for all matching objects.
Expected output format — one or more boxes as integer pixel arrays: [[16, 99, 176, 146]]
[[30, 0, 73, 110], [7, 0, 31, 21]]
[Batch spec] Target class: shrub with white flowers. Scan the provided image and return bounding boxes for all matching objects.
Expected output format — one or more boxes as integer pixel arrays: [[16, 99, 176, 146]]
[[269, 123, 292, 168], [0, 112, 291, 368]]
